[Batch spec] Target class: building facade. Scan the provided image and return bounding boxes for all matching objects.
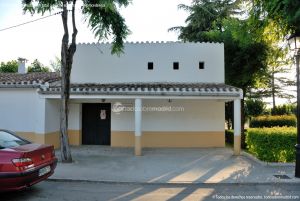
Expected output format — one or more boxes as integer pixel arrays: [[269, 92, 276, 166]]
[[0, 42, 242, 155]]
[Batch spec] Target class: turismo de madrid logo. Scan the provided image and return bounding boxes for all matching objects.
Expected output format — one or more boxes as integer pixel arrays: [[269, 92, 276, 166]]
[[112, 102, 125, 114]]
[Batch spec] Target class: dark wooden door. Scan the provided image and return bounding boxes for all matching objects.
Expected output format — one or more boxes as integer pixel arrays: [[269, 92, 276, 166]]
[[82, 103, 111, 145]]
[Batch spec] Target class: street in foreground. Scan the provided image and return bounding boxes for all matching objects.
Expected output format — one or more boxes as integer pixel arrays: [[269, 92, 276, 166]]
[[1, 180, 300, 201]]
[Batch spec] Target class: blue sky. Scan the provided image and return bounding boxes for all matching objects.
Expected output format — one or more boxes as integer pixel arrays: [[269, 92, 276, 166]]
[[0, 0, 190, 65]]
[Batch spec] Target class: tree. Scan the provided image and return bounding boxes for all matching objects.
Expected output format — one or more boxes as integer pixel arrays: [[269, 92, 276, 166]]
[[0, 60, 18, 73], [251, 0, 300, 34], [245, 98, 265, 118], [270, 103, 297, 115], [253, 56, 295, 110], [50, 56, 61, 73], [170, 1, 268, 93], [220, 19, 268, 148], [170, 0, 269, 148], [27, 59, 50, 72], [22, 0, 130, 162], [169, 0, 242, 42], [246, 4, 296, 109]]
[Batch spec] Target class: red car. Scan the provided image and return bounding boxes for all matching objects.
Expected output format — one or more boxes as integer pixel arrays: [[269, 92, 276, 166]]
[[0, 129, 57, 192]]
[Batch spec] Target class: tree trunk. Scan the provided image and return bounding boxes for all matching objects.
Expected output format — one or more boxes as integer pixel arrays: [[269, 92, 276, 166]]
[[271, 66, 276, 110], [60, 0, 77, 163]]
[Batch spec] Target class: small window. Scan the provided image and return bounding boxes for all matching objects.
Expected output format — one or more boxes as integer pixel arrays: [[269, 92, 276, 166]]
[[148, 62, 154, 70], [173, 62, 179, 70], [199, 62, 205, 69]]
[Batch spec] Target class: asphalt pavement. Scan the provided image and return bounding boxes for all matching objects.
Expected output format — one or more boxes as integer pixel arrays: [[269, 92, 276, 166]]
[[2, 180, 300, 201], [51, 146, 300, 184]]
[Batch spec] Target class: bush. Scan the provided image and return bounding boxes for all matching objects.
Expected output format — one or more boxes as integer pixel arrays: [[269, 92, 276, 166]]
[[27, 59, 50, 72], [245, 99, 265, 118], [271, 104, 297, 115], [246, 127, 296, 162], [0, 60, 18, 73], [250, 115, 296, 128]]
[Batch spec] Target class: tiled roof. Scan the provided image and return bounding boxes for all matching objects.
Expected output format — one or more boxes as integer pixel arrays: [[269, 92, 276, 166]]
[[78, 41, 223, 45], [41, 82, 242, 98], [0, 72, 60, 87], [0, 72, 242, 98]]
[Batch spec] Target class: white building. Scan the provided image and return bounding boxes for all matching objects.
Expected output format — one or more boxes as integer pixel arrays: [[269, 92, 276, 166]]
[[0, 42, 242, 155]]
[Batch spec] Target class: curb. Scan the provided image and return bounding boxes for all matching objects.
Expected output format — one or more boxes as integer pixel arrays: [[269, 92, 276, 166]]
[[241, 151, 295, 167]]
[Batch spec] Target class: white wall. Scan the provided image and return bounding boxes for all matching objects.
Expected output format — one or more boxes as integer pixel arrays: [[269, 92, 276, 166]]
[[110, 99, 135, 131], [0, 90, 80, 134], [44, 99, 60, 133], [35, 95, 46, 134], [69, 103, 81, 130], [71, 42, 224, 84], [110, 99, 224, 132], [0, 90, 224, 133], [0, 89, 41, 132], [44, 101, 82, 132]]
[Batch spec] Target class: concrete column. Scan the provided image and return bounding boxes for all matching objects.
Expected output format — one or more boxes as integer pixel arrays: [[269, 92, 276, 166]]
[[234, 98, 241, 155], [135, 98, 142, 156]]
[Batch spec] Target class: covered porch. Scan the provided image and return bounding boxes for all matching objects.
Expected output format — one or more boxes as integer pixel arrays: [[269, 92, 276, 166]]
[[40, 83, 243, 156]]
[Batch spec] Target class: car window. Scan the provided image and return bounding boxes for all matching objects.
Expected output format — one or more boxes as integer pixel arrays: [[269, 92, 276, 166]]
[[0, 131, 30, 149]]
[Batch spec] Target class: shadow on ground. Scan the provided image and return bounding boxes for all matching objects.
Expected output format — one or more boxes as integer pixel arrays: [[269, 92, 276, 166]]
[[52, 146, 297, 184]]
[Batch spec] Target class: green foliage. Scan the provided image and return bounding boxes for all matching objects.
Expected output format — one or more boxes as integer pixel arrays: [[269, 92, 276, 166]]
[[245, 99, 265, 117], [249, 21, 295, 104], [220, 19, 268, 92], [50, 56, 61, 73], [22, 0, 130, 55], [264, 104, 297, 116], [22, 0, 130, 162], [171, 1, 269, 93], [27, 59, 50, 72], [173, 1, 268, 149], [245, 3, 296, 105], [0, 60, 18, 73], [81, 0, 130, 54], [170, 0, 242, 41], [271, 104, 297, 116], [246, 127, 296, 162], [252, 0, 300, 34], [250, 115, 296, 128]]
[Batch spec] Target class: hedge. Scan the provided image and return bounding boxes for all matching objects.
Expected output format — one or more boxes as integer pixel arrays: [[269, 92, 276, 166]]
[[246, 127, 296, 162], [249, 115, 296, 128]]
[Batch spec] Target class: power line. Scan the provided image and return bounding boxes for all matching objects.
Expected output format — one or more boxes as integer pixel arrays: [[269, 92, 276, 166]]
[[0, 11, 62, 32]]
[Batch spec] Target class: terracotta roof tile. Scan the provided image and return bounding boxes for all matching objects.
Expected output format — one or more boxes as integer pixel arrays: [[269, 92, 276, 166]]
[[41, 82, 242, 98], [0, 72, 60, 84], [0, 73, 242, 98]]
